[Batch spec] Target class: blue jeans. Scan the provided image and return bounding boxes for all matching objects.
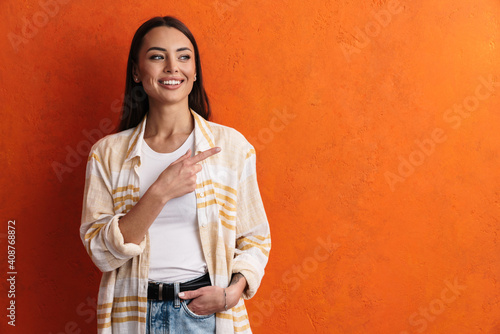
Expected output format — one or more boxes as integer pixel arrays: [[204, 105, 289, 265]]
[[146, 298, 216, 334]]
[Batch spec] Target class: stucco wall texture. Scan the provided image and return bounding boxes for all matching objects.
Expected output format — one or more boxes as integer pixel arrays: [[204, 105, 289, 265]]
[[1, 0, 499, 333]]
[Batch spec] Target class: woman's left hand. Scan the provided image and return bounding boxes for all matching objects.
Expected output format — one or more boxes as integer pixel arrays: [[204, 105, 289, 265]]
[[178, 276, 247, 315]]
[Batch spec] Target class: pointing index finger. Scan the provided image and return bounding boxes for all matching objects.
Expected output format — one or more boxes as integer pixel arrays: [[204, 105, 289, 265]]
[[190, 147, 221, 164]]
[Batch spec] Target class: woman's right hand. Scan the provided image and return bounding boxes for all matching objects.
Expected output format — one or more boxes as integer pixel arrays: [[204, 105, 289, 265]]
[[149, 147, 221, 203], [117, 146, 221, 245]]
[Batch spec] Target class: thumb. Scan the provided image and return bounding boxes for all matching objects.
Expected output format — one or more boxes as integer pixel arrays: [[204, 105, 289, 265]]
[[178, 289, 201, 300]]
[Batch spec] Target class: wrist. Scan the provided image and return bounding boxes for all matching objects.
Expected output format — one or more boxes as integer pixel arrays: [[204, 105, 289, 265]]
[[146, 182, 171, 205], [225, 275, 247, 308], [222, 288, 228, 312], [225, 285, 241, 309]]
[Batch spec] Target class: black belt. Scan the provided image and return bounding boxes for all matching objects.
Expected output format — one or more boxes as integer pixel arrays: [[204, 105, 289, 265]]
[[147, 273, 211, 301]]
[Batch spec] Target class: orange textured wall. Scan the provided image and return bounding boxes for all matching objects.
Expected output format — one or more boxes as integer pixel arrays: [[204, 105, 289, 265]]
[[1, 0, 499, 333]]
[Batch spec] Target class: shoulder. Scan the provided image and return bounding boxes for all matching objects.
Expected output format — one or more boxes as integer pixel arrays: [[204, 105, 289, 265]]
[[207, 120, 254, 153], [90, 128, 135, 159], [205, 121, 257, 180]]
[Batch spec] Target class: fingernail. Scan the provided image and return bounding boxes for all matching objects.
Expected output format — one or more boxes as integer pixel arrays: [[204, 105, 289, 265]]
[[216, 147, 221, 152], [178, 292, 185, 297]]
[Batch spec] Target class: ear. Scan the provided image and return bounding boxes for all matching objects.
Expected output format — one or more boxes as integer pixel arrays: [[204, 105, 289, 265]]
[[132, 63, 140, 82]]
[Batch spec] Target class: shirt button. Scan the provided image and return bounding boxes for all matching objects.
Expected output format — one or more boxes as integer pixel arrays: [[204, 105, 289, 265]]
[[199, 192, 205, 198]]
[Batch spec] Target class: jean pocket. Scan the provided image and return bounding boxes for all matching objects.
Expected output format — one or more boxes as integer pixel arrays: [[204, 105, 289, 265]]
[[181, 300, 215, 320]]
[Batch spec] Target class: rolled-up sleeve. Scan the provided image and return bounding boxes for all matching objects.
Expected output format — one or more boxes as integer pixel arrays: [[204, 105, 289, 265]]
[[80, 144, 146, 273], [232, 148, 271, 299]]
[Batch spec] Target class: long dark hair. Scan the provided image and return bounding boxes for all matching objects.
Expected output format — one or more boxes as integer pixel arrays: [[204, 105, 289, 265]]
[[117, 16, 211, 132]]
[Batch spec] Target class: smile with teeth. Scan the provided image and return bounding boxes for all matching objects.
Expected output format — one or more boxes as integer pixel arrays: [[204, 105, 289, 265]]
[[160, 80, 183, 85]]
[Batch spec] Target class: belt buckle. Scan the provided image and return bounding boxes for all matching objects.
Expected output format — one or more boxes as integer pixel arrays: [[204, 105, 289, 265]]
[[158, 282, 164, 301]]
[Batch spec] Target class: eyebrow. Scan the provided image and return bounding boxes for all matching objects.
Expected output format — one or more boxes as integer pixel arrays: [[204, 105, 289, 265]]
[[146, 46, 192, 52]]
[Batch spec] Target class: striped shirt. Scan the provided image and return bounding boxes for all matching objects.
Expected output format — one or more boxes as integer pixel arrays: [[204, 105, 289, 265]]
[[80, 110, 271, 333]]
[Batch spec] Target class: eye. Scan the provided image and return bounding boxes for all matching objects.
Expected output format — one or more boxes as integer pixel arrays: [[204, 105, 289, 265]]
[[150, 54, 164, 60], [179, 54, 191, 61]]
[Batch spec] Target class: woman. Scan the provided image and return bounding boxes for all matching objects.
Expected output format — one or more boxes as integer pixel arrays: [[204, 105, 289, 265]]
[[80, 16, 271, 333]]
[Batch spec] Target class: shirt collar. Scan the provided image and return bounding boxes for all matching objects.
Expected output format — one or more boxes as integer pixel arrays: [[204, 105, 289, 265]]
[[124, 109, 215, 163], [191, 109, 215, 153]]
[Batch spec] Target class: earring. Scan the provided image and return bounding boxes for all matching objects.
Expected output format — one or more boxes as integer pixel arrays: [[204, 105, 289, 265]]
[[194, 74, 197, 81], [134, 77, 139, 82]]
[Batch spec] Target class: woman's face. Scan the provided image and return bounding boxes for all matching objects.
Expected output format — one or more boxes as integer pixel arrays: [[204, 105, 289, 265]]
[[134, 27, 196, 109]]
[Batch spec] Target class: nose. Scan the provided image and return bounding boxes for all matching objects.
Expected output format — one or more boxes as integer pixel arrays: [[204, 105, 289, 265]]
[[164, 54, 179, 73]]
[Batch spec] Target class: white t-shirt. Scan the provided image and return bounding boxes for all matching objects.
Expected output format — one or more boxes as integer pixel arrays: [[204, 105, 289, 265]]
[[138, 131, 207, 283]]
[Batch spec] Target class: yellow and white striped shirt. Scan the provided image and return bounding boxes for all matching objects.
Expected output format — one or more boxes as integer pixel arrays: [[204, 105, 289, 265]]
[[80, 110, 271, 333]]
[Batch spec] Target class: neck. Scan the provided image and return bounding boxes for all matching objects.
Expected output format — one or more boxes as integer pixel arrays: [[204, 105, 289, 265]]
[[145, 100, 194, 139]]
